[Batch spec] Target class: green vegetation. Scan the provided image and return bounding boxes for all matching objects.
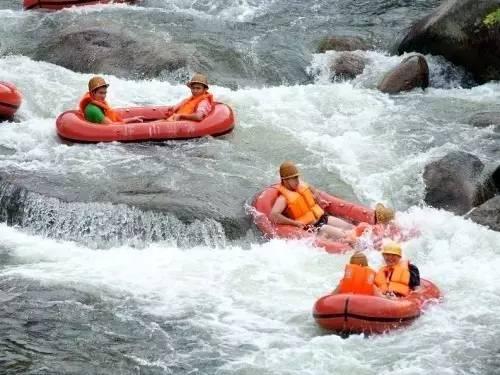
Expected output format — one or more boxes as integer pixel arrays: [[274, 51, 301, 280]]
[[483, 8, 500, 28]]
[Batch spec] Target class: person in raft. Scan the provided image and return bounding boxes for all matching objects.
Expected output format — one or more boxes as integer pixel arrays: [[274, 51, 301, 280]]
[[79, 76, 143, 125], [270, 161, 355, 241], [351, 203, 397, 250], [331, 252, 385, 297], [374, 242, 420, 297], [165, 73, 213, 122]]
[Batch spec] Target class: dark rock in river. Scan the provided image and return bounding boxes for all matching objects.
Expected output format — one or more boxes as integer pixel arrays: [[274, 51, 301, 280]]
[[330, 52, 366, 80], [467, 195, 500, 232], [378, 54, 429, 94], [33, 28, 187, 79], [318, 36, 369, 53], [423, 151, 497, 215], [469, 112, 500, 128], [398, 0, 500, 83]]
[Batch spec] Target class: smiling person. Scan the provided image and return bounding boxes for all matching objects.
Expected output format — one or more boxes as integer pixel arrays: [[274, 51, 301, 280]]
[[79, 76, 142, 125], [374, 242, 420, 297], [166, 73, 213, 122], [270, 161, 355, 241]]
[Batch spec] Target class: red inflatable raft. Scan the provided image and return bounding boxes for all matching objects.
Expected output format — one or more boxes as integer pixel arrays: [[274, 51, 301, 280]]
[[251, 185, 378, 253], [313, 279, 440, 334], [56, 103, 235, 143], [0, 82, 22, 120], [24, 0, 131, 11]]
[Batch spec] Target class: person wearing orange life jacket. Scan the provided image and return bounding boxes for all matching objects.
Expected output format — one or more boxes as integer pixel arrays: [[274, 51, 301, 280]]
[[166, 73, 213, 122], [375, 242, 420, 297], [270, 161, 354, 241], [79, 76, 143, 125], [332, 252, 385, 297]]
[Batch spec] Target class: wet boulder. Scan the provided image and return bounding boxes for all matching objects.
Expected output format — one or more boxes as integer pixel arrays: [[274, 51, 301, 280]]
[[33, 28, 187, 79], [467, 195, 500, 232], [330, 52, 366, 80], [469, 112, 500, 128], [318, 36, 369, 53], [423, 151, 497, 215], [378, 54, 429, 94], [398, 0, 500, 83]]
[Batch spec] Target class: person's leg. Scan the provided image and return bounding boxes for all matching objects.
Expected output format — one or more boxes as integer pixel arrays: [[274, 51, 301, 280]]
[[327, 216, 355, 230], [317, 225, 347, 241]]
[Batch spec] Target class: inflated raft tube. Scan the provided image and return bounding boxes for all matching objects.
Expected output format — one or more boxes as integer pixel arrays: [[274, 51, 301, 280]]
[[0, 82, 22, 120], [24, 0, 131, 11], [56, 103, 235, 143], [251, 185, 377, 253], [313, 279, 440, 335]]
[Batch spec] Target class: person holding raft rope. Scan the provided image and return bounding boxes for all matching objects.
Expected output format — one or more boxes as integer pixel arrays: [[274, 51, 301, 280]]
[[374, 242, 420, 297], [270, 161, 355, 242], [164, 73, 213, 122], [79, 76, 143, 125]]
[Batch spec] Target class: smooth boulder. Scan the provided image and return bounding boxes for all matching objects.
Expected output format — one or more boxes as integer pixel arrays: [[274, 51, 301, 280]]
[[467, 195, 500, 231], [33, 28, 187, 79], [423, 151, 497, 215], [378, 54, 429, 94], [318, 36, 369, 53], [398, 0, 500, 83], [330, 52, 366, 80]]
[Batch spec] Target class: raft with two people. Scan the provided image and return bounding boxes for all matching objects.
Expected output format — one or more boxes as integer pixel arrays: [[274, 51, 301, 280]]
[[313, 246, 441, 335], [313, 279, 440, 334], [0, 82, 22, 120], [56, 74, 235, 143], [251, 185, 403, 253]]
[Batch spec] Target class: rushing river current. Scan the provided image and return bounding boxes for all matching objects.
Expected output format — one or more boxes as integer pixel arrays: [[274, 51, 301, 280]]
[[1, 0, 500, 374]]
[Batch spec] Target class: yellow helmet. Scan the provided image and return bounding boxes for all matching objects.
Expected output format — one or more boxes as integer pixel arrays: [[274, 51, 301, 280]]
[[382, 242, 402, 257]]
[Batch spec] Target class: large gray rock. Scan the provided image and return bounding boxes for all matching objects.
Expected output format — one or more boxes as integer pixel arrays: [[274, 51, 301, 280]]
[[398, 0, 500, 83], [330, 52, 366, 80], [33, 28, 187, 79], [423, 151, 497, 215], [469, 112, 500, 128], [378, 54, 429, 94], [318, 36, 369, 53], [467, 195, 500, 231]]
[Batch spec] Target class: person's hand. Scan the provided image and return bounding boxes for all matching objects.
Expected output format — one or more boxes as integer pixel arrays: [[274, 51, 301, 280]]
[[170, 114, 182, 121], [294, 221, 306, 229]]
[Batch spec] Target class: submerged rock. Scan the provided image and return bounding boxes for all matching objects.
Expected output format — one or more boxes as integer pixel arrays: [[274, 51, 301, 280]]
[[467, 195, 500, 231], [469, 112, 500, 128], [397, 0, 500, 83], [423, 151, 497, 215], [330, 52, 366, 80], [318, 36, 369, 53], [33, 28, 187, 79], [378, 54, 429, 94]]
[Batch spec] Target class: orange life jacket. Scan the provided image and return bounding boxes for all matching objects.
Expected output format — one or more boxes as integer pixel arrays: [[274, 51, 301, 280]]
[[79, 92, 121, 122], [338, 264, 376, 295], [174, 93, 213, 115], [276, 183, 325, 225], [375, 260, 410, 296]]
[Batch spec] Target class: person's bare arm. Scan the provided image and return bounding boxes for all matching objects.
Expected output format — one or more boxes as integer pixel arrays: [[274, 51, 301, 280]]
[[309, 185, 329, 208], [270, 196, 305, 228], [102, 116, 113, 125]]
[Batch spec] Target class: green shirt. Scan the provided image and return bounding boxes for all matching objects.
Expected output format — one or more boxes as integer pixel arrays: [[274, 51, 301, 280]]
[[84, 103, 105, 124]]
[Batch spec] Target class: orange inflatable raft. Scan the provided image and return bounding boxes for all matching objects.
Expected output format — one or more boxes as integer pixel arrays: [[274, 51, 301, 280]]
[[24, 0, 131, 11], [251, 185, 381, 253], [313, 279, 440, 334], [56, 103, 235, 143], [0, 82, 22, 120]]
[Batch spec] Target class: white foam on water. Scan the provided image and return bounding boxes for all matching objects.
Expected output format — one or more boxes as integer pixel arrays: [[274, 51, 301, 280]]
[[1, 203, 499, 374]]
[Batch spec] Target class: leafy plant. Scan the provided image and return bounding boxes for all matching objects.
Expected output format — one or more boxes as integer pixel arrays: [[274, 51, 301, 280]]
[[483, 8, 500, 28]]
